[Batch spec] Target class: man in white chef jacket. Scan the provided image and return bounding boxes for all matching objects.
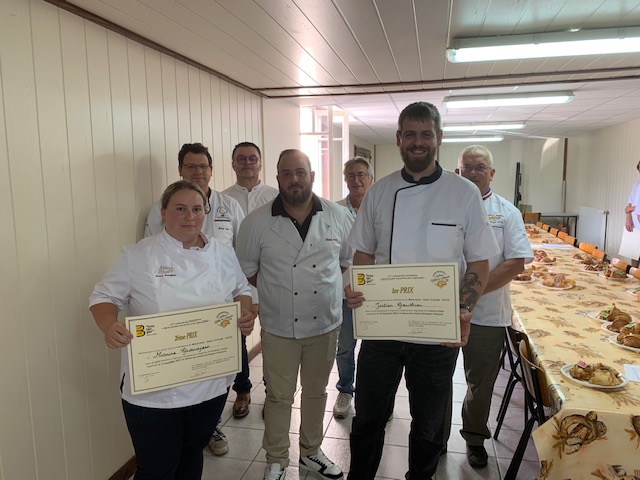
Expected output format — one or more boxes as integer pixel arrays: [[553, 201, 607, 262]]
[[222, 141, 278, 419], [236, 149, 353, 480], [144, 142, 244, 456], [344, 102, 500, 480], [451, 145, 533, 468]]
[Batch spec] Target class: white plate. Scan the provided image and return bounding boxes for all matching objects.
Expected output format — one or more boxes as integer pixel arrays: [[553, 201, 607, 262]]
[[537, 281, 574, 290], [582, 267, 605, 274], [607, 335, 640, 353], [533, 260, 556, 265], [560, 364, 628, 389], [512, 277, 535, 284], [626, 287, 640, 296], [598, 273, 631, 281], [587, 311, 621, 323], [601, 322, 616, 333]]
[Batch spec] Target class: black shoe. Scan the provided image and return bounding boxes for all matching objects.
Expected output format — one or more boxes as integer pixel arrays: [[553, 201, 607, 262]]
[[440, 446, 447, 456], [466, 444, 488, 469]]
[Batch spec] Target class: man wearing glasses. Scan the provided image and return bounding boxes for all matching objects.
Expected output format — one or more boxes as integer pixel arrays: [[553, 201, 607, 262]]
[[332, 157, 374, 419], [144, 142, 245, 456], [223, 142, 278, 419], [451, 145, 532, 469]]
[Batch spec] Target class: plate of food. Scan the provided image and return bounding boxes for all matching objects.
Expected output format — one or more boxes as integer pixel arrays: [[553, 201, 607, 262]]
[[582, 265, 606, 273], [587, 304, 634, 323], [560, 363, 628, 389], [512, 272, 535, 283], [537, 281, 574, 290], [598, 272, 631, 281], [607, 334, 640, 353], [626, 286, 640, 296]]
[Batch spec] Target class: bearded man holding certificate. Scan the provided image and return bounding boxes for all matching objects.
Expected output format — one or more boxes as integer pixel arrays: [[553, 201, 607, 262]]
[[345, 102, 499, 480], [89, 180, 254, 480]]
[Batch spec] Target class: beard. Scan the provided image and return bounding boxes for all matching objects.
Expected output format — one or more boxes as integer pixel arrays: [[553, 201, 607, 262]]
[[279, 182, 313, 206], [400, 145, 437, 174]]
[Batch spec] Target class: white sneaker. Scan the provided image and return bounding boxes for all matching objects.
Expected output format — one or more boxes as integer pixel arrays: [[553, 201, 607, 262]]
[[332, 392, 352, 419], [208, 428, 228, 456], [263, 463, 286, 480], [299, 449, 344, 480]]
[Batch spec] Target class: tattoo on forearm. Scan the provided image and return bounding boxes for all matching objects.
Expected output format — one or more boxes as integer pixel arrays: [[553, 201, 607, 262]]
[[460, 272, 483, 308]]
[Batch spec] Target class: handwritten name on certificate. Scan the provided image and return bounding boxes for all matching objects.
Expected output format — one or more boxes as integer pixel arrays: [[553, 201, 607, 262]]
[[125, 303, 241, 395], [351, 263, 460, 343]]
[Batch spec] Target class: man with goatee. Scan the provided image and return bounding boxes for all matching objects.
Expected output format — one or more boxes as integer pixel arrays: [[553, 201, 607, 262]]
[[344, 102, 499, 480], [236, 149, 353, 480]]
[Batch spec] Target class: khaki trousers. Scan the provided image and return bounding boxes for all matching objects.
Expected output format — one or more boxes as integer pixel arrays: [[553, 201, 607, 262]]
[[261, 328, 339, 467]]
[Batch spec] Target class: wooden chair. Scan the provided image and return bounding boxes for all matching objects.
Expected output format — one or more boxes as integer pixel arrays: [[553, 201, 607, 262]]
[[579, 242, 595, 254], [592, 249, 606, 261], [523, 212, 541, 223], [610, 257, 630, 273], [504, 330, 549, 480], [629, 267, 640, 280], [542, 224, 550, 231], [549, 227, 559, 236], [563, 235, 576, 246], [535, 221, 543, 228], [557, 231, 567, 240]]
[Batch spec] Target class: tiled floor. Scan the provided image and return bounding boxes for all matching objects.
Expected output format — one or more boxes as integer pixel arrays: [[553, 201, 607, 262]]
[[201, 351, 541, 480]]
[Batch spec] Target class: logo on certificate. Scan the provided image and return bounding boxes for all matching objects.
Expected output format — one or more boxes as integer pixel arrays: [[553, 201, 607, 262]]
[[430, 270, 450, 288], [135, 324, 155, 337], [357, 273, 375, 285], [215, 311, 233, 328]]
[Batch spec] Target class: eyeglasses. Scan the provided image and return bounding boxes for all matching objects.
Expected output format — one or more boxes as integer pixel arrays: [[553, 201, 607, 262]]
[[183, 164, 211, 172], [235, 155, 260, 164], [459, 164, 490, 174], [346, 172, 370, 181]]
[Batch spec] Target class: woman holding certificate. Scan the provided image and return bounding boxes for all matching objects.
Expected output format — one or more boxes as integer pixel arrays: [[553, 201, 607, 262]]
[[89, 180, 254, 480]]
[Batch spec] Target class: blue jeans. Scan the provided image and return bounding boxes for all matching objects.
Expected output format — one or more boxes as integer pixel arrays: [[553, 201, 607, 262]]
[[336, 300, 357, 395], [232, 334, 252, 394], [348, 340, 459, 480], [122, 393, 228, 480]]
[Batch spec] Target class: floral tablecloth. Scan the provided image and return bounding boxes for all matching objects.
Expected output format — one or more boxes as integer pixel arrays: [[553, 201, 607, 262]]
[[510, 228, 640, 480]]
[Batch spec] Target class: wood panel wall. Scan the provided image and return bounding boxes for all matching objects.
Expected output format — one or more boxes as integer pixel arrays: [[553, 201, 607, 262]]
[[0, 1, 263, 479]]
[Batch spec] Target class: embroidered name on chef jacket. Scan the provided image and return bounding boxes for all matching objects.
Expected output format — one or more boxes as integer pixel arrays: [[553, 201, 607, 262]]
[[487, 213, 505, 228], [156, 265, 176, 277]]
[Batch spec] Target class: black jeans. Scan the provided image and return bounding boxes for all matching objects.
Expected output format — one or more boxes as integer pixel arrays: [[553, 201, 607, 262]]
[[233, 334, 252, 394], [348, 340, 458, 480], [122, 392, 227, 480]]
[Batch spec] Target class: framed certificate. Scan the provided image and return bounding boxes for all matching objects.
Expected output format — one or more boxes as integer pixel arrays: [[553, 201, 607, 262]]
[[125, 303, 241, 395], [350, 263, 460, 343]]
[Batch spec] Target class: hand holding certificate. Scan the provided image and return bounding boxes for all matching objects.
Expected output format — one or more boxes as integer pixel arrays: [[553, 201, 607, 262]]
[[350, 263, 460, 343], [126, 303, 241, 395]]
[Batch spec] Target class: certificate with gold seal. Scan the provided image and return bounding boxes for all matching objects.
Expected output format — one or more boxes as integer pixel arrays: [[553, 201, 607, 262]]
[[350, 263, 460, 343], [125, 303, 241, 395]]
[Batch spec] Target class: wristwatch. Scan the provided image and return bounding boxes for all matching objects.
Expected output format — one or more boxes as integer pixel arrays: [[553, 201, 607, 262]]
[[459, 302, 473, 312]]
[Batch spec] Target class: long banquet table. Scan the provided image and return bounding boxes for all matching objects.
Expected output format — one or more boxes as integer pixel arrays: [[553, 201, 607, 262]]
[[509, 226, 640, 480]]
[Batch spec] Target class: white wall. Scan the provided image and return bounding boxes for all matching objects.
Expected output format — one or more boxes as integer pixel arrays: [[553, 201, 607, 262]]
[[262, 98, 300, 187], [566, 119, 640, 258], [0, 1, 264, 479]]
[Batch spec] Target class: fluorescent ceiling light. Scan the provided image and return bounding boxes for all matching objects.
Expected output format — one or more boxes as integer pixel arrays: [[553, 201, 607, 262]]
[[443, 92, 574, 108], [442, 136, 504, 143], [446, 26, 640, 62], [443, 123, 525, 132]]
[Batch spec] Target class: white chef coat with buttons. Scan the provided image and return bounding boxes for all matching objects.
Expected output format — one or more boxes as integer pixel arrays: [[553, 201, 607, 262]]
[[222, 182, 279, 216], [89, 230, 252, 409], [236, 196, 354, 339]]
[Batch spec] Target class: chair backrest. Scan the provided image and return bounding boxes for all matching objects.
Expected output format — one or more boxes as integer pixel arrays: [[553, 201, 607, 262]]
[[578, 242, 595, 254], [610, 257, 629, 273], [549, 227, 559, 236], [563, 235, 576, 246], [542, 224, 550, 231], [517, 335, 550, 424], [629, 267, 640, 280], [592, 249, 606, 261], [523, 212, 541, 223], [557, 231, 567, 240], [535, 221, 543, 228]]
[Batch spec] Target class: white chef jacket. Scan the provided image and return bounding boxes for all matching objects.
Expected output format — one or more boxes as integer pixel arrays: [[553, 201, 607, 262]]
[[629, 179, 640, 229], [471, 191, 533, 327], [144, 189, 244, 248], [89, 230, 252, 409], [236, 195, 354, 339], [222, 182, 279, 216], [337, 197, 357, 293]]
